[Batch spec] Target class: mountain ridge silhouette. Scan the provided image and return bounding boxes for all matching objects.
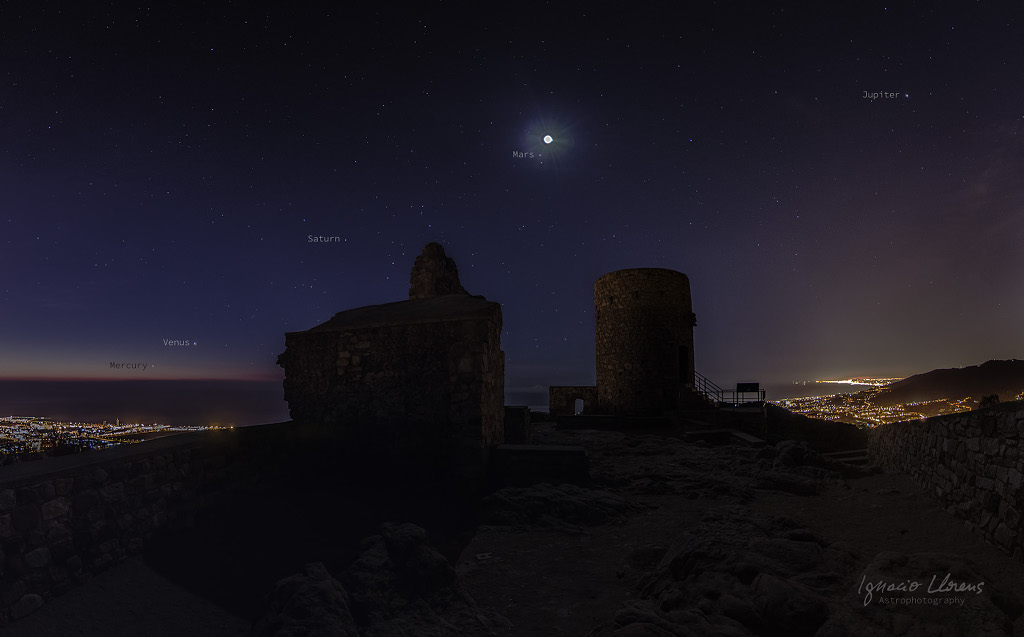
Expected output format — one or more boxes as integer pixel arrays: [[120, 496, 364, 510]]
[[872, 359, 1024, 406]]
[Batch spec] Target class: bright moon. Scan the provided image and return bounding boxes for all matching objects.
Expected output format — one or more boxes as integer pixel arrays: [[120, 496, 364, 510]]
[[543, 135, 553, 144]]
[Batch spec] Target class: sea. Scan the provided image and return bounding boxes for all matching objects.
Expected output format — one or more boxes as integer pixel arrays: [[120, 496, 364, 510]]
[[762, 381, 861, 401], [0, 380, 290, 427]]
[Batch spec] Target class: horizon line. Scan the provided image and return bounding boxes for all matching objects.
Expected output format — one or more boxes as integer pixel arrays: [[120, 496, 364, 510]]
[[0, 376, 283, 383]]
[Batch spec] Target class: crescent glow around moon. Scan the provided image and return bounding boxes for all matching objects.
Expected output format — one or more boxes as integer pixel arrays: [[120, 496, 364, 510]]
[[543, 135, 553, 144]]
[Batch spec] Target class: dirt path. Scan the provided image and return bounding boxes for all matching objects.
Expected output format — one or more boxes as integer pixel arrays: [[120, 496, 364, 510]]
[[750, 471, 1024, 635]]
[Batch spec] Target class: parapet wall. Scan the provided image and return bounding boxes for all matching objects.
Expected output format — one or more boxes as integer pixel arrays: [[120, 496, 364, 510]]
[[549, 386, 599, 416], [278, 299, 505, 483], [0, 430, 247, 624], [868, 402, 1024, 561], [0, 418, 492, 627]]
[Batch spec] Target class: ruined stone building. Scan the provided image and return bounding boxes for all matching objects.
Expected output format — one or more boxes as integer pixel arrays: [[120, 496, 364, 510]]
[[277, 243, 504, 481], [550, 268, 699, 416]]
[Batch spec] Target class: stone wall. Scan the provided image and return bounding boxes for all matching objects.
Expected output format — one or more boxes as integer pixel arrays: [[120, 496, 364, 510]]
[[594, 268, 696, 415], [448, 315, 506, 477], [278, 243, 505, 484], [278, 297, 504, 482], [548, 386, 599, 416], [0, 430, 246, 625], [504, 406, 532, 444], [869, 402, 1024, 560], [0, 417, 486, 627]]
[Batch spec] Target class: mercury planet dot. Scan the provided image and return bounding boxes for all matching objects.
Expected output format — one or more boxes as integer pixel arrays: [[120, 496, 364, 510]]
[[543, 135, 553, 144]]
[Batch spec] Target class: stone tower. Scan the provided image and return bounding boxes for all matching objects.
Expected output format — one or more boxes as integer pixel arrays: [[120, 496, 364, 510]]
[[594, 268, 696, 415]]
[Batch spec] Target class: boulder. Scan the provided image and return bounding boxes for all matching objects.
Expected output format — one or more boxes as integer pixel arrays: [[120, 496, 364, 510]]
[[340, 522, 503, 636], [252, 562, 359, 637]]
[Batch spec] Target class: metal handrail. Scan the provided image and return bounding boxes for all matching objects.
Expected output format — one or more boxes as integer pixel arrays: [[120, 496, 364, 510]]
[[694, 371, 765, 406], [693, 370, 724, 397]]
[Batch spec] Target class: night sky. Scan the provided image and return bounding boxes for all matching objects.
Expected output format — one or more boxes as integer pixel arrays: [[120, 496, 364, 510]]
[[3, 2, 1023, 417]]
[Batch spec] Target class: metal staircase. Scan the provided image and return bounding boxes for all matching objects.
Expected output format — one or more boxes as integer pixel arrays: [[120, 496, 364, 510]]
[[693, 371, 765, 407]]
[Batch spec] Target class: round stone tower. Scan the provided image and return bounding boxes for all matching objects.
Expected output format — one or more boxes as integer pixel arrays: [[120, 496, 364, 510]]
[[594, 268, 696, 415]]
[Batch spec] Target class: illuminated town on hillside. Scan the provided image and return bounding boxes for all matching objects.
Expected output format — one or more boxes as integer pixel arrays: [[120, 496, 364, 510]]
[[775, 378, 1015, 427], [0, 416, 226, 456]]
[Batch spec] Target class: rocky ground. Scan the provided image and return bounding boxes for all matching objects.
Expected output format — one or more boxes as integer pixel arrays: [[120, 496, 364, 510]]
[[6, 422, 1024, 636], [456, 424, 1024, 636]]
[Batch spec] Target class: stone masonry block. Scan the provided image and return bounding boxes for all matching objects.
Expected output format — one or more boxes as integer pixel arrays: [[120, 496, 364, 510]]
[[40, 497, 70, 521], [0, 490, 15, 513]]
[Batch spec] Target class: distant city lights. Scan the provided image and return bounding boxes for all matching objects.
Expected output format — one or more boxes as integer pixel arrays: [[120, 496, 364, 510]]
[[814, 377, 903, 388], [775, 377, 981, 427], [0, 415, 226, 455]]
